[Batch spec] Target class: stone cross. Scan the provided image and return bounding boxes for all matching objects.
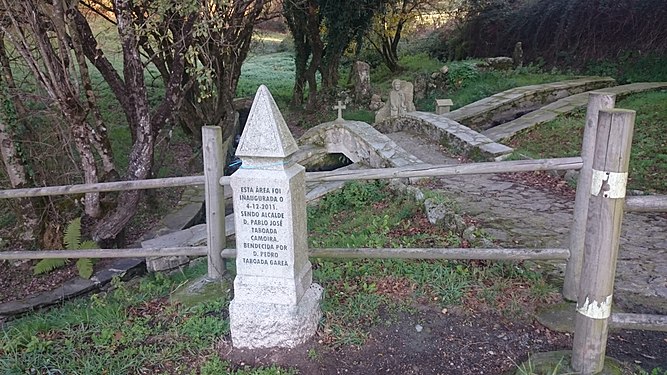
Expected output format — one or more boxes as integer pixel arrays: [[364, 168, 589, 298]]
[[333, 101, 346, 122], [229, 85, 322, 349]]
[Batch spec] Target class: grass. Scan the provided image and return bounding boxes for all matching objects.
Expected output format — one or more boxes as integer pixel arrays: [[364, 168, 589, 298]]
[[369, 54, 576, 112], [0, 261, 295, 374], [308, 181, 561, 346], [507, 90, 667, 193], [237, 51, 296, 108]]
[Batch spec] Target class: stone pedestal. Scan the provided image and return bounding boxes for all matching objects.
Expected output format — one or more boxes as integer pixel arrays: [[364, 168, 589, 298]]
[[435, 99, 453, 115], [229, 85, 322, 349]]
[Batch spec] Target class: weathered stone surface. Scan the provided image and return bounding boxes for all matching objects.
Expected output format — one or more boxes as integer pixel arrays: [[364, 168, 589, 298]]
[[146, 256, 189, 272], [0, 258, 143, 317], [406, 185, 425, 201], [236, 85, 298, 159], [512, 42, 523, 68], [162, 202, 204, 231], [483, 81, 667, 141], [376, 112, 512, 161], [369, 94, 384, 111], [424, 198, 450, 225], [536, 301, 577, 333], [230, 284, 322, 348], [462, 226, 478, 242], [374, 79, 416, 123], [299, 120, 422, 169], [351, 61, 372, 103], [435, 99, 453, 115], [484, 57, 514, 70], [382, 131, 667, 314], [445, 77, 616, 131]]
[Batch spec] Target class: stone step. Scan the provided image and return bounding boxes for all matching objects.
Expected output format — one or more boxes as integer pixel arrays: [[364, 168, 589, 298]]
[[444, 77, 616, 131], [483, 82, 667, 142]]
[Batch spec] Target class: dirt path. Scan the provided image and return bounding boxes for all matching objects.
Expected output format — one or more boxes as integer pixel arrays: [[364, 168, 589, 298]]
[[386, 131, 667, 315]]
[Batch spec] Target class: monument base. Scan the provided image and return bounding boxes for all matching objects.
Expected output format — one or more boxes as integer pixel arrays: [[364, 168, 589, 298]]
[[229, 283, 323, 349]]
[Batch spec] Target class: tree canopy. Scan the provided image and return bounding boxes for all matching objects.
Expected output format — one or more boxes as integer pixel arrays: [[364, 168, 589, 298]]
[[283, 0, 388, 108], [0, 0, 270, 247]]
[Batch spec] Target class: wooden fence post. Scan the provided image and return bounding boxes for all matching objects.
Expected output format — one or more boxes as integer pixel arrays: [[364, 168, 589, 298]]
[[572, 109, 635, 374], [202, 126, 226, 279], [563, 92, 616, 301]]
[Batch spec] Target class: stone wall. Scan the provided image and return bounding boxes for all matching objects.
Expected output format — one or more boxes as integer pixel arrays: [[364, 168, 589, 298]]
[[375, 112, 513, 161]]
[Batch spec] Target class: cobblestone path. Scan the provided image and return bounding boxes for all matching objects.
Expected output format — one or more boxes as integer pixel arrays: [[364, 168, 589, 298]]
[[386, 131, 667, 314]]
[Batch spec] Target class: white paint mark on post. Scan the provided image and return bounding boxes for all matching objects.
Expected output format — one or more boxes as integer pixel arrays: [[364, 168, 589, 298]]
[[590, 170, 628, 198], [229, 85, 322, 349], [577, 295, 613, 319]]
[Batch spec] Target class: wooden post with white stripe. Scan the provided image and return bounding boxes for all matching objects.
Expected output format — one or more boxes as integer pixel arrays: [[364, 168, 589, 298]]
[[572, 109, 635, 374], [563, 92, 616, 301]]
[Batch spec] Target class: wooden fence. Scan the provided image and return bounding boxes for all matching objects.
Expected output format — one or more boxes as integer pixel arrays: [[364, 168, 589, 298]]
[[1, 96, 666, 372]]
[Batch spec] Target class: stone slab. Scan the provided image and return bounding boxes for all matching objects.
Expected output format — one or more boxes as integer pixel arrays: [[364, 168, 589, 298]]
[[482, 81, 667, 142], [0, 258, 143, 317], [444, 77, 615, 130], [162, 202, 204, 230], [478, 142, 514, 157], [142, 224, 208, 248]]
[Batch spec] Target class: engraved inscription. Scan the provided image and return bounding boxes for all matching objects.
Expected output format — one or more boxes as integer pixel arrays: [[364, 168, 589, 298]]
[[238, 186, 289, 268]]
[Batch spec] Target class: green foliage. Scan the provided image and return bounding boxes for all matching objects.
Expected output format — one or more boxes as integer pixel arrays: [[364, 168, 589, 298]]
[[445, 0, 667, 70], [33, 218, 98, 279], [307, 182, 553, 346], [32, 258, 68, 276], [585, 53, 667, 84], [63, 217, 82, 250], [314, 181, 387, 214], [343, 109, 375, 123]]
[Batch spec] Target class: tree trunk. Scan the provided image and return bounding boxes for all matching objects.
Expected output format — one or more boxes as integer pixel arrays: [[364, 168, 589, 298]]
[[0, 82, 40, 247], [68, 9, 117, 181], [92, 0, 155, 243]]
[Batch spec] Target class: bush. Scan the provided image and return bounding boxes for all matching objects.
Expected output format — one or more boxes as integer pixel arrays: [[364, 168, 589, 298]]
[[444, 0, 667, 70]]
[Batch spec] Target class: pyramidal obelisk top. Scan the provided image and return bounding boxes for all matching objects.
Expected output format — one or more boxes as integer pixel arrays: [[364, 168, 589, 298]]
[[236, 85, 298, 159]]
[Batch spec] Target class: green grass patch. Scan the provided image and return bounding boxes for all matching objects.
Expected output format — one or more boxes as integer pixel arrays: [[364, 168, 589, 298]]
[[508, 90, 667, 193], [0, 260, 298, 374], [417, 63, 575, 112], [308, 181, 560, 345], [371, 55, 575, 113], [1, 262, 219, 374], [237, 52, 296, 108]]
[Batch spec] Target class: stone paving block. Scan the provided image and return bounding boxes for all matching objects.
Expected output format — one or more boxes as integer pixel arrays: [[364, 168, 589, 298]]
[[162, 202, 204, 230], [478, 142, 513, 158]]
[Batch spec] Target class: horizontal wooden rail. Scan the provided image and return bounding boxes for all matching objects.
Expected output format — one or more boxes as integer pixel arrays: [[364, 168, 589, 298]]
[[299, 157, 583, 183], [0, 176, 205, 199], [611, 313, 667, 332], [219, 157, 583, 185], [625, 195, 667, 212], [0, 247, 208, 259], [303, 247, 570, 260], [0, 247, 569, 261], [1, 158, 583, 199]]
